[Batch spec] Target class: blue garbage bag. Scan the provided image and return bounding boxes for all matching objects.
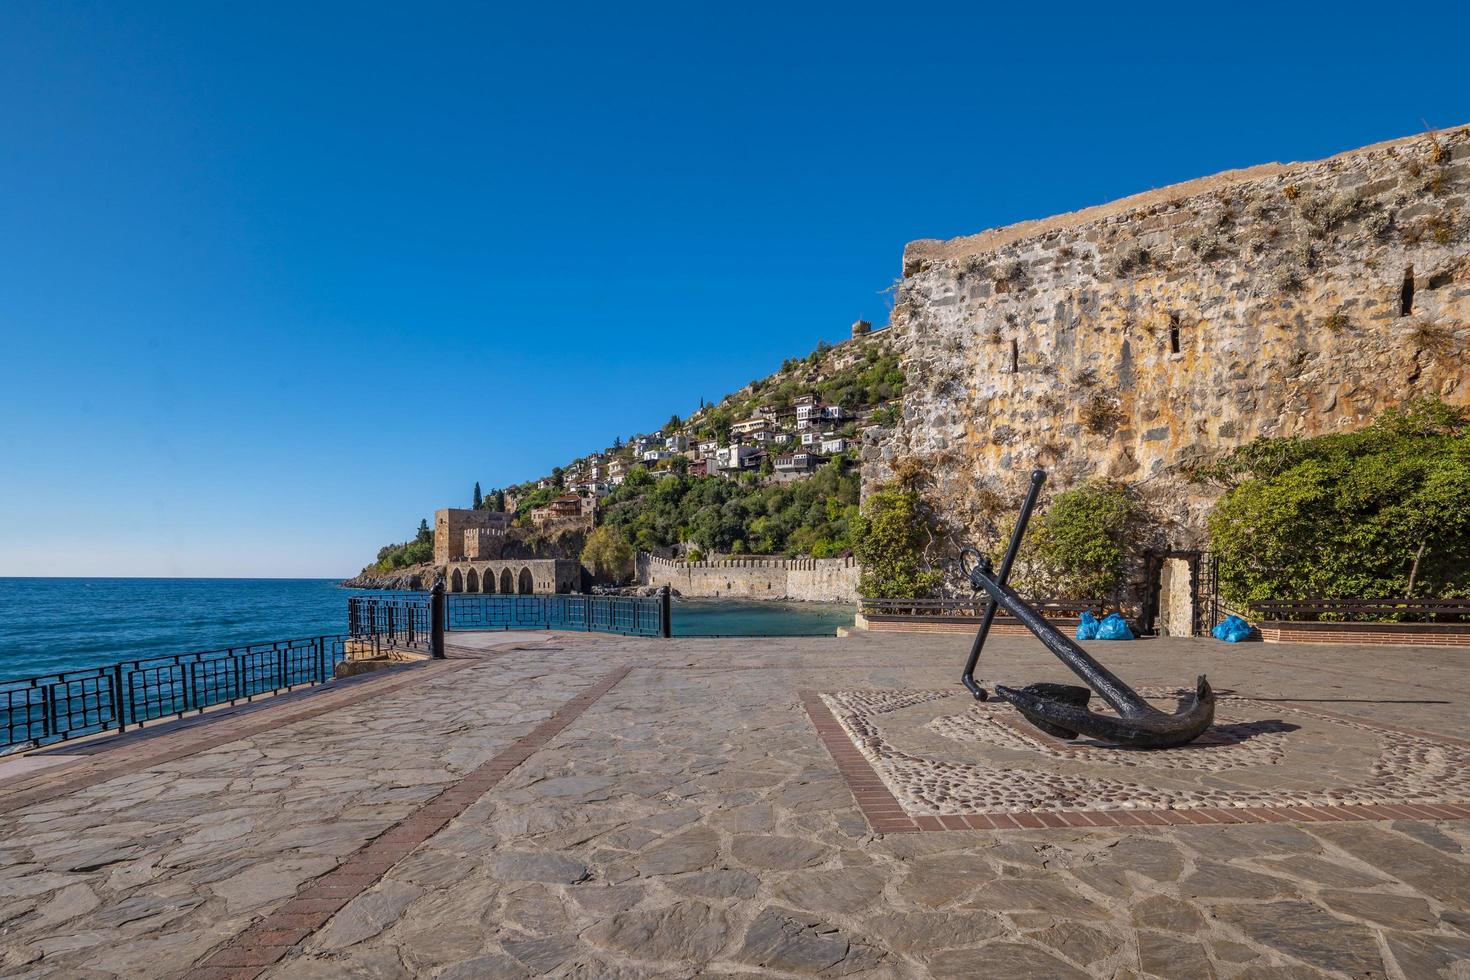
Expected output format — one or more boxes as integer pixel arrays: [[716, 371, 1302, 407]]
[[1095, 612, 1135, 640], [1212, 614, 1253, 643], [1075, 610, 1100, 640]]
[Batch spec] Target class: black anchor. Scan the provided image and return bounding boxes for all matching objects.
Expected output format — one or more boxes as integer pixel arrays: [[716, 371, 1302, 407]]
[[959, 469, 1215, 749]]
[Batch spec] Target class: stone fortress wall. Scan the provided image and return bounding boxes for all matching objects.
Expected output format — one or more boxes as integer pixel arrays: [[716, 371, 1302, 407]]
[[637, 553, 860, 602], [867, 126, 1470, 567]]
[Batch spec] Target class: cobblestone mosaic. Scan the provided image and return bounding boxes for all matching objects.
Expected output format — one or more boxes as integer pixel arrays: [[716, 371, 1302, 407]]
[[820, 688, 1470, 817]]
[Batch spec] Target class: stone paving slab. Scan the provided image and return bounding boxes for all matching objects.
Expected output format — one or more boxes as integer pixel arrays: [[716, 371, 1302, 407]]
[[2, 630, 1468, 979]]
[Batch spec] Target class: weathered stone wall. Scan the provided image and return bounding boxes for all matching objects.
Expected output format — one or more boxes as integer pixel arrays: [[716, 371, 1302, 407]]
[[787, 557, 862, 602], [868, 126, 1470, 582], [637, 553, 858, 602]]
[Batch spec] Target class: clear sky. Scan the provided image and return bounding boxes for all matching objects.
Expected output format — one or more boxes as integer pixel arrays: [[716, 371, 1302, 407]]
[[2, 2, 1466, 577]]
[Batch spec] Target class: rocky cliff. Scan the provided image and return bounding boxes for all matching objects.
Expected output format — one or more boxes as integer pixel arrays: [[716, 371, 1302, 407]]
[[865, 126, 1470, 572]]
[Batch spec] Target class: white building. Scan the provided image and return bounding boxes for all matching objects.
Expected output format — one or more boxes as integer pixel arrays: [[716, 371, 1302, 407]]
[[716, 444, 758, 472], [820, 434, 848, 454]]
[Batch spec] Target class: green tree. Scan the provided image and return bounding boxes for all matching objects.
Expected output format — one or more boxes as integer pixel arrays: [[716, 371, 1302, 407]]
[[1027, 480, 1135, 599], [1204, 399, 1470, 608], [472, 482, 482, 509], [853, 485, 942, 598], [582, 525, 635, 582]]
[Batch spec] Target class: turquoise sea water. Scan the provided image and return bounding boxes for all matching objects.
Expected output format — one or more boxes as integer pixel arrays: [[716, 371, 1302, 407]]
[[0, 578, 852, 681]]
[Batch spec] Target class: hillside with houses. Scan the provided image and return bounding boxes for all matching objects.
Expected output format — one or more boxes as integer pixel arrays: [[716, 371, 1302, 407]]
[[356, 320, 903, 580]]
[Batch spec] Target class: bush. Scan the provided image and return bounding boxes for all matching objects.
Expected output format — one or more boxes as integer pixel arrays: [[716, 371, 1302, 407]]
[[1029, 481, 1135, 599], [853, 485, 943, 599], [581, 525, 635, 582], [1205, 399, 1470, 607]]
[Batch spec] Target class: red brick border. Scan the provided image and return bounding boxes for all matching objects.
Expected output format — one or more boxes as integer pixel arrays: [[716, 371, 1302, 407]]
[[800, 690, 1470, 834], [184, 666, 630, 980], [801, 691, 919, 833]]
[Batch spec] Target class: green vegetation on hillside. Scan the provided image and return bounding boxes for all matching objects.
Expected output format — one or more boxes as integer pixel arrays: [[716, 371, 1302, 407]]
[[688, 338, 902, 441], [597, 457, 862, 557], [1203, 399, 1470, 607], [366, 519, 434, 573], [581, 525, 635, 582]]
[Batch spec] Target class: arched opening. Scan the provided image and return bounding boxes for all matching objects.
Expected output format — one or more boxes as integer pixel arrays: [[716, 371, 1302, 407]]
[[500, 568, 514, 594], [483, 569, 495, 594], [465, 568, 479, 593], [450, 568, 463, 593], [1168, 314, 1181, 354], [518, 567, 534, 595]]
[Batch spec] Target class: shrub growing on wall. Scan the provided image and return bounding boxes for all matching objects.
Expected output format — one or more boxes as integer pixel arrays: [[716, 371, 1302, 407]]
[[996, 480, 1136, 599], [1204, 399, 1470, 606], [853, 485, 943, 599]]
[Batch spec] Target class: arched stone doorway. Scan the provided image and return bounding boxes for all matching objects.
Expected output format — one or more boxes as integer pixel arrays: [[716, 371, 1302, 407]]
[[518, 567, 533, 595], [466, 568, 479, 593], [500, 568, 514, 594], [450, 568, 464, 593], [482, 570, 495, 594]]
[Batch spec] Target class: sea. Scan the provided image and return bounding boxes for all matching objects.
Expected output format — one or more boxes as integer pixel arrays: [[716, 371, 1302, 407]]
[[0, 578, 852, 682]]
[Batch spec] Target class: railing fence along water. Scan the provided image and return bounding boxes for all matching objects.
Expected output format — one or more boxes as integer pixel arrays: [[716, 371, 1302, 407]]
[[0, 632, 403, 755], [347, 590, 671, 640], [3, 589, 669, 755]]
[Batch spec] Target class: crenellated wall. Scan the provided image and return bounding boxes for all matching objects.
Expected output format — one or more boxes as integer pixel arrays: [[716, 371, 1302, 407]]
[[866, 126, 1470, 575], [637, 553, 859, 602]]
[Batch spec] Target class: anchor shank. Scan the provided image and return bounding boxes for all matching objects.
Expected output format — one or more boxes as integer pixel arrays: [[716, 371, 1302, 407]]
[[961, 469, 1046, 699], [968, 565, 1156, 719]]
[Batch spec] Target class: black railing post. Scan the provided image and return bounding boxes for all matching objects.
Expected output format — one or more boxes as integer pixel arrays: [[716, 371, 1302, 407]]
[[660, 585, 672, 639], [430, 578, 446, 659], [114, 662, 128, 732]]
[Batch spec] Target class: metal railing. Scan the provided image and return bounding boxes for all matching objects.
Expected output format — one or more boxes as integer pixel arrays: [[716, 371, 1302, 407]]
[[1249, 598, 1470, 623], [3, 588, 668, 755], [0, 632, 411, 755], [860, 597, 1101, 619], [348, 590, 670, 639]]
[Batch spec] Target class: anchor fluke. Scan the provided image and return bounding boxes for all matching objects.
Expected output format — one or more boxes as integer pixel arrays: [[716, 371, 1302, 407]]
[[994, 675, 1215, 749]]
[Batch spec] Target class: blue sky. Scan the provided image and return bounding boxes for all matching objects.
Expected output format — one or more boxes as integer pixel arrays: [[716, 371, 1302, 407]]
[[2, 2, 1466, 577]]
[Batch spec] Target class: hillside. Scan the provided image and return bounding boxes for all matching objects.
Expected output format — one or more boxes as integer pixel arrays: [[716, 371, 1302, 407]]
[[356, 326, 902, 576]]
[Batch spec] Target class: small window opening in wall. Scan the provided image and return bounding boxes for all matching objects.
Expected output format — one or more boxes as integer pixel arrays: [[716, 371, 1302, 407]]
[[1168, 315, 1181, 355], [1007, 338, 1019, 373], [1400, 267, 1415, 317]]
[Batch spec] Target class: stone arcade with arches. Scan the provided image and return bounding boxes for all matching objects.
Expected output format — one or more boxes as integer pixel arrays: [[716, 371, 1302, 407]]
[[444, 559, 581, 595]]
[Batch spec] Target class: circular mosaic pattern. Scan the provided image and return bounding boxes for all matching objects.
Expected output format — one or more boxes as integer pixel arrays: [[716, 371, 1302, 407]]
[[820, 689, 1470, 816]]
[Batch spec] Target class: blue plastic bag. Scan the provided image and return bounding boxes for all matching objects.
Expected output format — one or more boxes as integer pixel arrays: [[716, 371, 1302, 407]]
[[1095, 612, 1135, 640], [1212, 614, 1253, 643], [1075, 610, 1100, 640]]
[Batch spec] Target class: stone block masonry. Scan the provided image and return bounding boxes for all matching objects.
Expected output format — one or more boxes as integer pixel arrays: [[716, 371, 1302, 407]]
[[637, 552, 859, 602], [868, 126, 1470, 567]]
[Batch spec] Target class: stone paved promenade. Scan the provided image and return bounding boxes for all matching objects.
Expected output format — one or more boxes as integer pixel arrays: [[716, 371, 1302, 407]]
[[1, 630, 1468, 979]]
